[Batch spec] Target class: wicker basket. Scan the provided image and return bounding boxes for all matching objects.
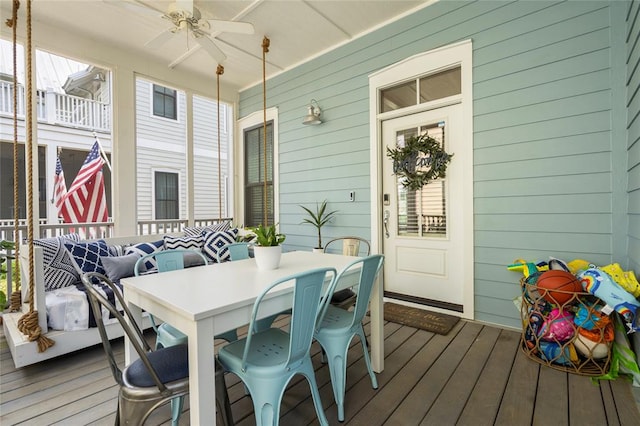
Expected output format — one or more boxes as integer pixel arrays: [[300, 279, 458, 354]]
[[519, 273, 612, 376]]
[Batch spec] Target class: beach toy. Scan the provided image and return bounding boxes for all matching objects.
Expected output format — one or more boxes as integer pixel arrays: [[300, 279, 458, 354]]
[[578, 268, 640, 332], [548, 257, 570, 272], [538, 341, 578, 366], [536, 270, 582, 306], [574, 324, 614, 359], [600, 263, 640, 298], [567, 259, 591, 275], [538, 308, 575, 342], [524, 310, 544, 351], [508, 259, 540, 278], [573, 302, 610, 331]]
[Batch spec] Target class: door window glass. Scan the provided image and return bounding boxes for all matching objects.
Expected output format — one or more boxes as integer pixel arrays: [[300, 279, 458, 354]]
[[381, 66, 461, 113], [395, 122, 447, 238], [419, 67, 461, 103]]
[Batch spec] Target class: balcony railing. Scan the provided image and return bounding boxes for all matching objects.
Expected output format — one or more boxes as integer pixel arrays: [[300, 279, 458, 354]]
[[0, 81, 110, 132], [0, 218, 233, 307]]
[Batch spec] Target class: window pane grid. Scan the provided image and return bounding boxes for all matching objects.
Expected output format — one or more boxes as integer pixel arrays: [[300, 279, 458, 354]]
[[244, 122, 274, 227], [396, 123, 447, 238]]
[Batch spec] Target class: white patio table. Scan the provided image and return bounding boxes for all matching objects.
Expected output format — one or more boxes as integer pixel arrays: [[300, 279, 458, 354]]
[[121, 250, 385, 424]]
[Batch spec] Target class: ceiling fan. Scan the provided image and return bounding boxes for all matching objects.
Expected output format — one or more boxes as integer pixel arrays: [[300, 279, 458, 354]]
[[131, 0, 255, 65]]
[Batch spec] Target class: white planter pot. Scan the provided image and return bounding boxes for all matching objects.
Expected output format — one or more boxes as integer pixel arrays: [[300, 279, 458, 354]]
[[254, 245, 282, 270], [312, 248, 324, 254]]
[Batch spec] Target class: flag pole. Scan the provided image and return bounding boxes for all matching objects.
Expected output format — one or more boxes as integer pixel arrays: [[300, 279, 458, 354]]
[[92, 131, 112, 172], [50, 146, 62, 205]]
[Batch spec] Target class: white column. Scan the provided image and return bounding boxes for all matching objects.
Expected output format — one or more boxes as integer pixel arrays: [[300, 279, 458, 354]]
[[111, 68, 137, 236]]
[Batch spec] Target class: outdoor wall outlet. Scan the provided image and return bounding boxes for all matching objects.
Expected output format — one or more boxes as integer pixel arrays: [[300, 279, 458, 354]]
[[349, 190, 355, 202]]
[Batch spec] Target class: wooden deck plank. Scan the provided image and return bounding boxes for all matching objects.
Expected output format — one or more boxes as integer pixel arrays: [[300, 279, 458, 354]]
[[421, 325, 502, 424], [609, 375, 640, 425], [456, 328, 520, 426], [344, 328, 438, 425], [532, 364, 568, 426], [384, 321, 483, 425], [494, 343, 540, 425], [276, 321, 412, 426], [2, 316, 639, 426], [599, 380, 622, 426], [568, 371, 608, 425], [318, 323, 428, 424]]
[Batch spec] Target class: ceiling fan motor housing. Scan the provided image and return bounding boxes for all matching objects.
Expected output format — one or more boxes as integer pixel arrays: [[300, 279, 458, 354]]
[[167, 2, 202, 29]]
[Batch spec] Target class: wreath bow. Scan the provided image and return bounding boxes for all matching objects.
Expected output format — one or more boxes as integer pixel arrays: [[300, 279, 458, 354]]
[[386, 133, 453, 191]]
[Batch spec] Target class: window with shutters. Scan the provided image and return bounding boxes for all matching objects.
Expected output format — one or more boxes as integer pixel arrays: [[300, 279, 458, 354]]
[[244, 121, 273, 227]]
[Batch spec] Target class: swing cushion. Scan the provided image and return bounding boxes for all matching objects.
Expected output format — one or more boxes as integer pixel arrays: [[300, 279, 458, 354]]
[[64, 240, 111, 279], [34, 233, 82, 291], [163, 235, 204, 251], [184, 222, 231, 237], [202, 229, 238, 263], [124, 240, 165, 272]]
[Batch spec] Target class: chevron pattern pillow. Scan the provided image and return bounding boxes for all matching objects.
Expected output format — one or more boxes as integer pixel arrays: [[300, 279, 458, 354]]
[[34, 233, 82, 291], [202, 229, 238, 263], [124, 240, 165, 272], [184, 221, 232, 237], [64, 240, 111, 278], [164, 235, 204, 251]]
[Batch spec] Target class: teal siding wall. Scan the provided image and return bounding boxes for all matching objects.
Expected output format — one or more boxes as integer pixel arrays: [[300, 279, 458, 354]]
[[239, 0, 630, 329], [628, 0, 640, 274]]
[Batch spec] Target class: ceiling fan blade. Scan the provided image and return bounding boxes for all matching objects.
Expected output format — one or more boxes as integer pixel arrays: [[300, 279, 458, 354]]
[[145, 28, 175, 50], [168, 46, 201, 69], [194, 35, 226, 63], [207, 19, 255, 35]]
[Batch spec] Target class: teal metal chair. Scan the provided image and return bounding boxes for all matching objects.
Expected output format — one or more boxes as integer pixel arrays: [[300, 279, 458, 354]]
[[218, 267, 337, 426], [216, 241, 251, 262], [134, 249, 208, 350], [324, 236, 371, 309], [134, 248, 234, 426], [215, 241, 287, 343], [314, 254, 384, 422]]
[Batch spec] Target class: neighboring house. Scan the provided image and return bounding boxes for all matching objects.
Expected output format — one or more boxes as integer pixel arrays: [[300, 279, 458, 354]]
[[1, 0, 638, 332], [0, 42, 231, 226]]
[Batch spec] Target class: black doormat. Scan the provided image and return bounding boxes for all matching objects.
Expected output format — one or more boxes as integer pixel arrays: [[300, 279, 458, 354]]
[[384, 302, 460, 335]]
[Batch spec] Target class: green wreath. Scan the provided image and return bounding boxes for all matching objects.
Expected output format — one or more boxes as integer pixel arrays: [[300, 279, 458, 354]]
[[386, 133, 454, 191]]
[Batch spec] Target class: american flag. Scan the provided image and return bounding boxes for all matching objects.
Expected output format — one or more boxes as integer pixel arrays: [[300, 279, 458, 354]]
[[59, 141, 108, 224], [52, 156, 67, 217]]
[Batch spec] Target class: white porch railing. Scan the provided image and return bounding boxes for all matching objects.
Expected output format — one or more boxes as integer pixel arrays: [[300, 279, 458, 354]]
[[0, 81, 110, 132], [0, 218, 233, 307]]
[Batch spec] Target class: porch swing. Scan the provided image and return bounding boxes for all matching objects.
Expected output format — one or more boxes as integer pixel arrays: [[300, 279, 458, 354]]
[[6, 0, 54, 353], [2, 0, 225, 367]]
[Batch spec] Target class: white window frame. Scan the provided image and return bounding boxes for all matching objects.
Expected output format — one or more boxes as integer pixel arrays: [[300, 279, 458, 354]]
[[152, 168, 181, 220], [149, 82, 181, 123]]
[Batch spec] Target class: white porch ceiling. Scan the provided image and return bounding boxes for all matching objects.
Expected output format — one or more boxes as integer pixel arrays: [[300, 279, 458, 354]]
[[1, 0, 431, 90]]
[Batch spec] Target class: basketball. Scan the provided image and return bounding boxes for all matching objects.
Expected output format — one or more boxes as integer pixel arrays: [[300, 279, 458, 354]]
[[536, 270, 582, 306]]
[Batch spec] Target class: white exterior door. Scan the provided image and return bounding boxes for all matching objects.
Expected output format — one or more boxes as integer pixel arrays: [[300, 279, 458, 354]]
[[382, 105, 465, 312]]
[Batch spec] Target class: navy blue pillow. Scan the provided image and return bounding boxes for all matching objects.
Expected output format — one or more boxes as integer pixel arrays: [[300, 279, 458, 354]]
[[64, 240, 110, 277]]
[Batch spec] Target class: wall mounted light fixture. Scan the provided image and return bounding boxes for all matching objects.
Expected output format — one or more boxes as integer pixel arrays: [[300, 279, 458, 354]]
[[302, 99, 322, 125]]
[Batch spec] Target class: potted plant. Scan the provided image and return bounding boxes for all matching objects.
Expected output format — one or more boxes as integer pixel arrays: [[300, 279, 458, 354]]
[[246, 224, 286, 270], [300, 200, 338, 252]]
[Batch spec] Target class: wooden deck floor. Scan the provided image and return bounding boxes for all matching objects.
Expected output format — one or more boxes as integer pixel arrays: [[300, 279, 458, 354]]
[[2, 317, 640, 425]]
